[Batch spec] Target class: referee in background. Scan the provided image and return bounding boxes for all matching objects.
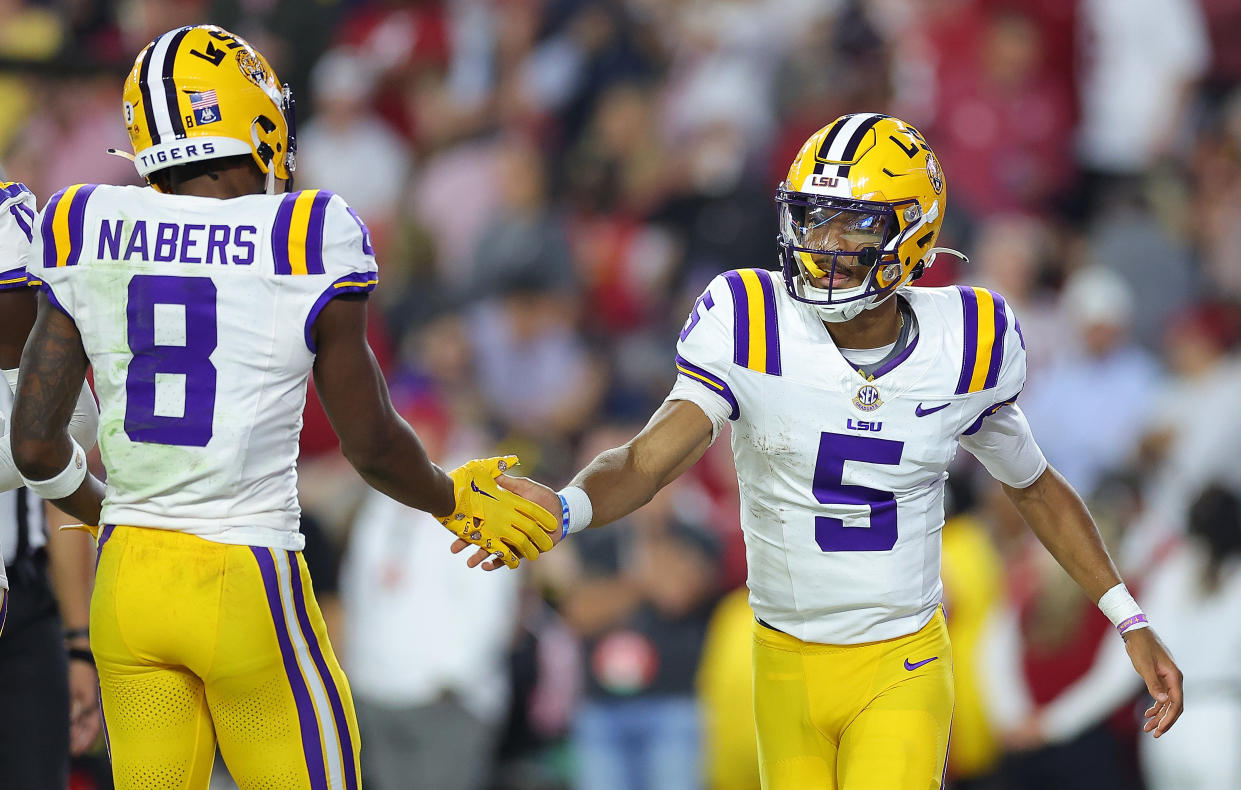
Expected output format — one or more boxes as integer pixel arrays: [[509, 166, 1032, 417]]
[[0, 171, 101, 788]]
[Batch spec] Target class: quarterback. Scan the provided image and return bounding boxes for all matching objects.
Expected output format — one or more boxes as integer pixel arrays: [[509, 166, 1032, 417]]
[[9, 25, 554, 790], [459, 113, 1185, 789]]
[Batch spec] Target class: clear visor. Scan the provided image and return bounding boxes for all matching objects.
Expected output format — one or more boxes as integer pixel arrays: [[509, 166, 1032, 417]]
[[780, 202, 891, 254]]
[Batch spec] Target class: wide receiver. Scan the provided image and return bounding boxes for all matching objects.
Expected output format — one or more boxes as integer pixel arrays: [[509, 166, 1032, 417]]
[[9, 25, 555, 789], [458, 113, 1184, 789]]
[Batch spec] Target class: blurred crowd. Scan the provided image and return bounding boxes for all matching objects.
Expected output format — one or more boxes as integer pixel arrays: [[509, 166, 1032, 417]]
[[3, 0, 1241, 789]]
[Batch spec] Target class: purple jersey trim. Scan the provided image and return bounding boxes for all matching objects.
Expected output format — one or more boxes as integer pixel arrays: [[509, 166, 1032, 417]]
[[344, 206, 374, 256], [252, 547, 330, 790], [756, 269, 782, 376], [955, 285, 979, 394], [674, 354, 740, 420], [723, 271, 749, 368], [870, 330, 921, 380], [40, 188, 68, 270], [984, 290, 1008, 390], [64, 184, 97, 267], [0, 182, 31, 202], [39, 280, 74, 321], [286, 550, 358, 789], [0, 266, 27, 291], [303, 191, 333, 276], [271, 192, 298, 275], [8, 204, 32, 242], [961, 390, 1021, 436], [304, 272, 379, 353]]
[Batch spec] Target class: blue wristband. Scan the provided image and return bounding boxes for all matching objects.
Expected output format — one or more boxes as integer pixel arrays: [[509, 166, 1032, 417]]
[[558, 493, 571, 541]]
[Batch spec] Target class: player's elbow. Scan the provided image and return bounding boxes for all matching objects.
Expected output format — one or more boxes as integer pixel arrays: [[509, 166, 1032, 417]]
[[11, 432, 65, 482]]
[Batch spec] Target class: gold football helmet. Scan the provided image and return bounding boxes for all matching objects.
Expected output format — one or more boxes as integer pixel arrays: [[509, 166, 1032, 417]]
[[776, 113, 964, 322], [122, 25, 296, 193]]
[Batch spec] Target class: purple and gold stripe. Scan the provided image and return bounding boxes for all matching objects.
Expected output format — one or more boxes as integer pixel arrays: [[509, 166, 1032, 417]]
[[0, 265, 28, 291], [675, 354, 740, 420], [304, 272, 379, 352], [41, 184, 97, 269], [955, 286, 1008, 394], [0, 589, 8, 639], [287, 553, 358, 788], [272, 190, 334, 275], [252, 547, 358, 789], [723, 269, 781, 376]]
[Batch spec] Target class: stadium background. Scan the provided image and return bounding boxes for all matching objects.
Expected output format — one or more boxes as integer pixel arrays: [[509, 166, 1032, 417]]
[[2, 0, 1240, 788]]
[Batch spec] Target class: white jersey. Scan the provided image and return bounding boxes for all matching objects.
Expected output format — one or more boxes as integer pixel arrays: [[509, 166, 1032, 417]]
[[668, 268, 1045, 644], [0, 180, 39, 592], [33, 184, 378, 550]]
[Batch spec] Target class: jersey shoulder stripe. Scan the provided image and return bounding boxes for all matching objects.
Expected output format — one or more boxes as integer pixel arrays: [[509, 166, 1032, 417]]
[[954, 285, 1009, 394], [675, 353, 740, 419], [722, 268, 781, 376], [272, 189, 335, 275], [40, 183, 98, 269], [304, 271, 380, 353]]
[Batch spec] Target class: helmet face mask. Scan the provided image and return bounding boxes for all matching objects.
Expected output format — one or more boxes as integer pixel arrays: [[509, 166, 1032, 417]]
[[775, 113, 954, 323]]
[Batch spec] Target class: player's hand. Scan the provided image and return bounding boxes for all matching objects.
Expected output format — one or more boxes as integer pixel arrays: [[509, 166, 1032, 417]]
[[438, 456, 559, 569], [451, 474, 562, 571], [67, 657, 101, 755], [1123, 627, 1184, 738]]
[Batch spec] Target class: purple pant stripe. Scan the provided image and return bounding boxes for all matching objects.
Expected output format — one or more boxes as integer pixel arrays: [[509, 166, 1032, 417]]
[[0, 590, 8, 637], [64, 185, 97, 267], [251, 547, 329, 790], [94, 524, 116, 571], [40, 189, 67, 269], [984, 290, 1008, 389], [271, 193, 298, 275], [304, 191, 333, 275], [724, 271, 749, 367], [955, 285, 979, 394], [756, 270, 781, 375], [287, 551, 357, 789]]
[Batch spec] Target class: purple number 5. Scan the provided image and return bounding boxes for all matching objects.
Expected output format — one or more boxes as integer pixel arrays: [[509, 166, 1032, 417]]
[[813, 432, 904, 551], [124, 275, 217, 447]]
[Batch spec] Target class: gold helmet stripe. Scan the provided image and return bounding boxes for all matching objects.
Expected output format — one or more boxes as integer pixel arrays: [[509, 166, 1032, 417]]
[[138, 26, 191, 146]]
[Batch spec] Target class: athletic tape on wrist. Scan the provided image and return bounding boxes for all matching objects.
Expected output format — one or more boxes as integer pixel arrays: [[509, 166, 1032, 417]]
[[1098, 583, 1150, 636], [557, 485, 593, 537], [21, 439, 88, 500]]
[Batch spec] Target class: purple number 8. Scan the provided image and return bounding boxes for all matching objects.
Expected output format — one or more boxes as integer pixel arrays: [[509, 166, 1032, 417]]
[[812, 432, 904, 551], [124, 275, 218, 447]]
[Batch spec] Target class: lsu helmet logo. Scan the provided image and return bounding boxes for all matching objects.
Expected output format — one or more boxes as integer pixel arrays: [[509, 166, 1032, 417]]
[[236, 49, 268, 88]]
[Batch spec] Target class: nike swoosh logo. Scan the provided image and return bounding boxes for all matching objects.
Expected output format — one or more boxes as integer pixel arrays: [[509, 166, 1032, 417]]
[[470, 480, 498, 501], [914, 402, 950, 417], [904, 656, 939, 671]]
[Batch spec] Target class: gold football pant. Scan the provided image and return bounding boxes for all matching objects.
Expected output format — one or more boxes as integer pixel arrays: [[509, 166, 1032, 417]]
[[91, 525, 361, 790], [752, 609, 954, 790]]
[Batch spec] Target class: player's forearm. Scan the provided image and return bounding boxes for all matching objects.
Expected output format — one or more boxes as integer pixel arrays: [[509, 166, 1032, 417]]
[[569, 400, 713, 528], [342, 417, 455, 516], [46, 504, 95, 632], [1003, 465, 1123, 603]]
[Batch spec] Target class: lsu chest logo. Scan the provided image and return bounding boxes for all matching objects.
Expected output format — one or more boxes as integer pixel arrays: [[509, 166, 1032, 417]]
[[852, 384, 882, 412]]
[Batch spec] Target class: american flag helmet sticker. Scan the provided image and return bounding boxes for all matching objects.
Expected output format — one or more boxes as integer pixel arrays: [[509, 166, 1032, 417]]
[[189, 89, 221, 125]]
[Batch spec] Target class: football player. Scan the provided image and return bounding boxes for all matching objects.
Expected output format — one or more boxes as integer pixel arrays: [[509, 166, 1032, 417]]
[[456, 113, 1185, 789], [8, 25, 556, 790]]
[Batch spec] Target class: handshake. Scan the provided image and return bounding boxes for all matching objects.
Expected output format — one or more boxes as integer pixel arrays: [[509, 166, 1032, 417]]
[[435, 455, 562, 570]]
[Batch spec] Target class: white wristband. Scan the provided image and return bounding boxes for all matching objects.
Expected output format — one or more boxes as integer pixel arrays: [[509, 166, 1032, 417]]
[[557, 485, 593, 538], [1097, 583, 1151, 636], [20, 438, 88, 500]]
